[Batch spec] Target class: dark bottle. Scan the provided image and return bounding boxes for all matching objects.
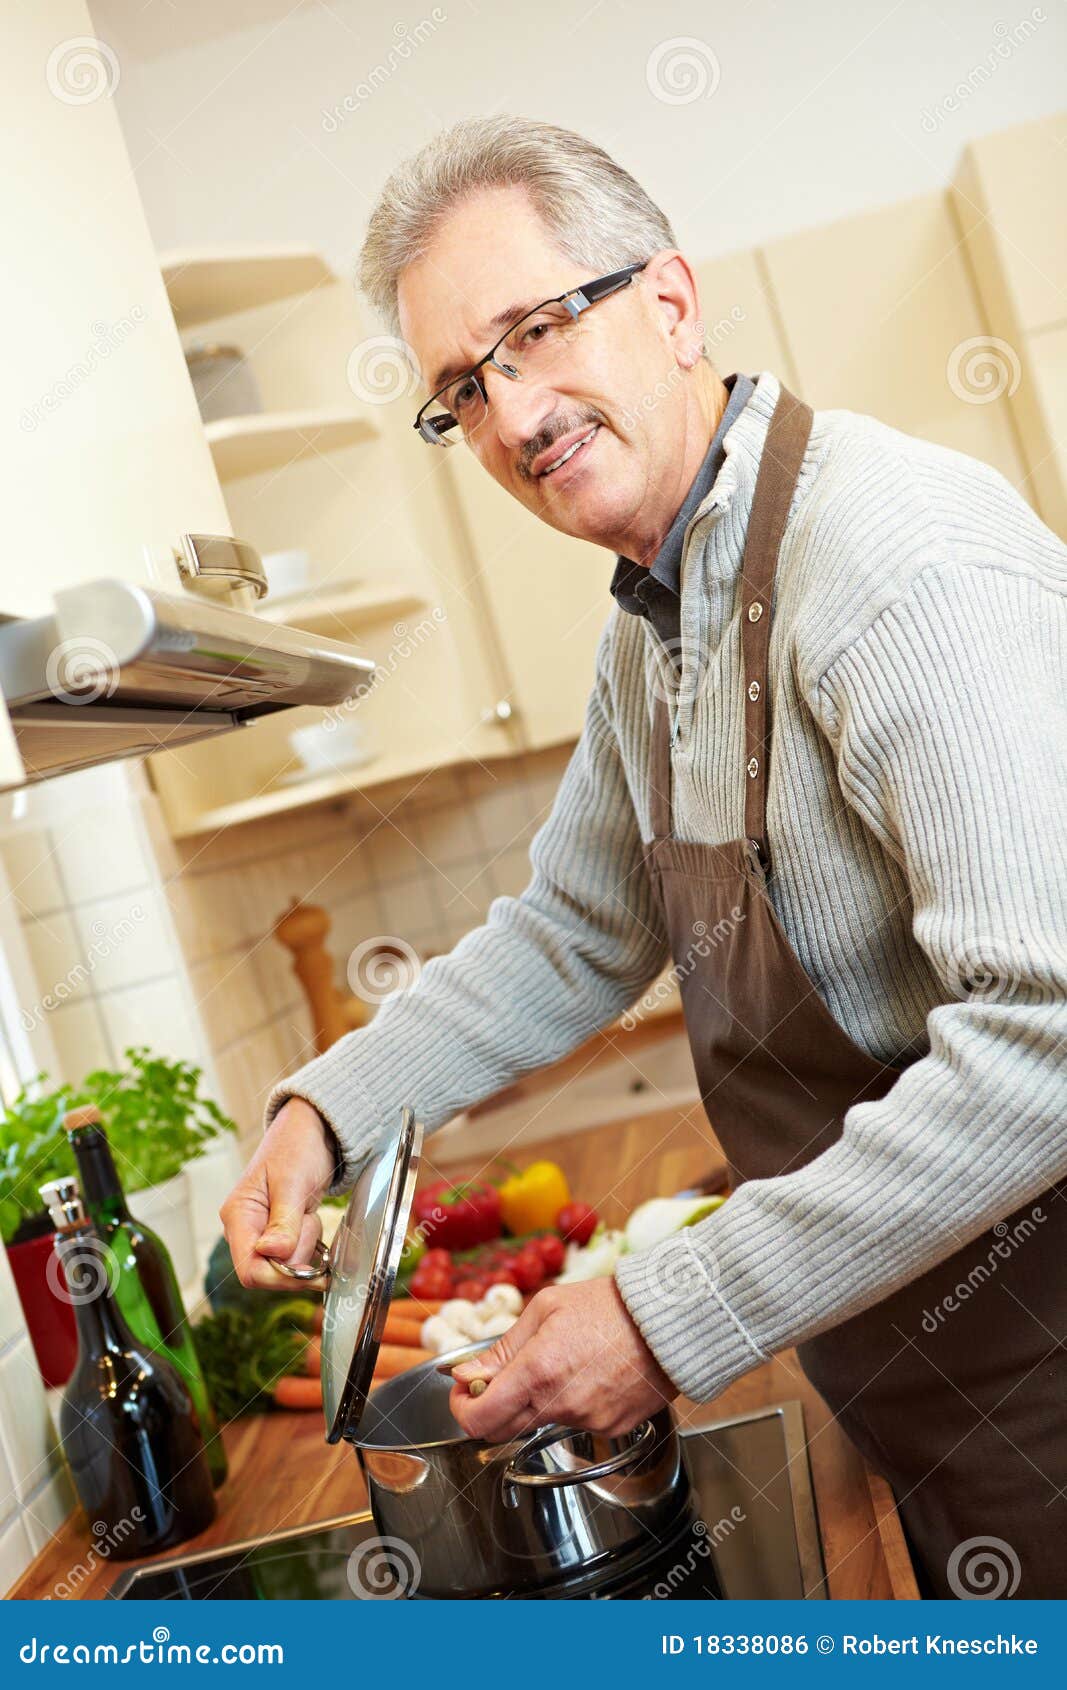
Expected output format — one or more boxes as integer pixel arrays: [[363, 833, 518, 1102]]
[[40, 1176, 217, 1559], [65, 1106, 228, 1488]]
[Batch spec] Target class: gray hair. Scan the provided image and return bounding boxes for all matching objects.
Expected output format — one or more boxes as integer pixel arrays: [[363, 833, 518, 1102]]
[[358, 115, 679, 340]]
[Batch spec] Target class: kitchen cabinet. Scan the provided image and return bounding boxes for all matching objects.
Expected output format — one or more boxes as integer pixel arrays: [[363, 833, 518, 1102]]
[[760, 190, 1028, 489], [952, 113, 1067, 536], [2, 0, 229, 618], [144, 268, 521, 835]]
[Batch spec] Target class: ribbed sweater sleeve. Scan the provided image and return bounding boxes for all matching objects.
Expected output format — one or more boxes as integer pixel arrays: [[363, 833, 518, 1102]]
[[615, 560, 1067, 1401], [263, 618, 670, 1189]]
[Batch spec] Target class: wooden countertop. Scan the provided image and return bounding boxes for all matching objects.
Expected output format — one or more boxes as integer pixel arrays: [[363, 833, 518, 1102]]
[[10, 1105, 917, 1601]]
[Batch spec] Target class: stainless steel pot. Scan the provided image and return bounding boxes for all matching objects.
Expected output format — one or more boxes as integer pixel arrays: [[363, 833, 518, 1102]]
[[273, 1108, 693, 1597], [351, 1342, 693, 1598]]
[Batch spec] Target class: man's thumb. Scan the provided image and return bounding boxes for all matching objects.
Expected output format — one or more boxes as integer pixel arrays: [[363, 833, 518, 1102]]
[[256, 1199, 304, 1255]]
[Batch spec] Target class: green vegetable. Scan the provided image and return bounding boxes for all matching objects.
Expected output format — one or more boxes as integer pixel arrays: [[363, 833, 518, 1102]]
[[0, 1047, 236, 1245], [191, 1299, 319, 1423], [203, 1234, 323, 1318]]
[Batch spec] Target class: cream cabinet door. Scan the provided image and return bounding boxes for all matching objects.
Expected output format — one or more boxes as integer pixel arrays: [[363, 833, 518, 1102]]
[[2, 2, 229, 617]]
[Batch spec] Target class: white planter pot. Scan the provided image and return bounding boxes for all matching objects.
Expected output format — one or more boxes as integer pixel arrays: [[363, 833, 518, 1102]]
[[129, 1170, 195, 1288]]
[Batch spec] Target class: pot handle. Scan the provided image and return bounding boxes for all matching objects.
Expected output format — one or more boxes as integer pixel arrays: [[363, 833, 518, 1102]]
[[269, 1238, 331, 1283], [502, 1418, 657, 1490]]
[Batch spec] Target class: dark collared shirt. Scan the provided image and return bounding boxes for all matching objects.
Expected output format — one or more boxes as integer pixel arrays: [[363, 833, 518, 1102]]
[[609, 372, 756, 651]]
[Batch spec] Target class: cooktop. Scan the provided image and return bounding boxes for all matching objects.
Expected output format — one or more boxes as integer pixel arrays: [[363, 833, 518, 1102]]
[[108, 1403, 826, 1601]]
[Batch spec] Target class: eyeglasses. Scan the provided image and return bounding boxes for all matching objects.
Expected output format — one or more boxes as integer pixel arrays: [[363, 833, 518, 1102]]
[[413, 261, 647, 447]]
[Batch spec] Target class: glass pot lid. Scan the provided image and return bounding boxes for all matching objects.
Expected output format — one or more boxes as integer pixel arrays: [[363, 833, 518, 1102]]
[[319, 1105, 423, 1444]]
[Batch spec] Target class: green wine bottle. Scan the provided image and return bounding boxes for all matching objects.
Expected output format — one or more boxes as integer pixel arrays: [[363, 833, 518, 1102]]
[[40, 1176, 216, 1557], [65, 1106, 228, 1488]]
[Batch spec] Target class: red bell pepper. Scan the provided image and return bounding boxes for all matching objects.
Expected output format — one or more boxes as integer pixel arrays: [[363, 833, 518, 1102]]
[[412, 1178, 502, 1251]]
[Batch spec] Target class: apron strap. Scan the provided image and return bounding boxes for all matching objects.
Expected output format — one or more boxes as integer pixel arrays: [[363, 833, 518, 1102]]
[[741, 385, 814, 864], [649, 695, 673, 840]]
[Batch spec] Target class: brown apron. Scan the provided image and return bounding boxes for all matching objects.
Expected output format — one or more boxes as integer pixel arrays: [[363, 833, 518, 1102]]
[[644, 384, 1067, 1599]]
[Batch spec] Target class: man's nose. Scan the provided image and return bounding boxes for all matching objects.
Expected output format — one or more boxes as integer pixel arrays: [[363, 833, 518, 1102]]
[[482, 363, 557, 455]]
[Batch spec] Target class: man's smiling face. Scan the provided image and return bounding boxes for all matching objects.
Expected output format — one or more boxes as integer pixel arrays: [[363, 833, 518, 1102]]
[[398, 185, 707, 556]]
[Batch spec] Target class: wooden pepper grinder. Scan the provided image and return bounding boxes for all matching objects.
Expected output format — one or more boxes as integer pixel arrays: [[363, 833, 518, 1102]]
[[272, 900, 373, 1055]]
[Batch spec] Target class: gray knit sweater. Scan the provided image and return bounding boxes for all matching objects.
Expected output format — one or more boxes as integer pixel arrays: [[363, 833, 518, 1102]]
[[265, 369, 1067, 1406]]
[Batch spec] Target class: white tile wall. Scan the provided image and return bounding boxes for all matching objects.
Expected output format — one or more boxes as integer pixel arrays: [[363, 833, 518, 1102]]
[[0, 1237, 72, 1595], [0, 762, 219, 1593]]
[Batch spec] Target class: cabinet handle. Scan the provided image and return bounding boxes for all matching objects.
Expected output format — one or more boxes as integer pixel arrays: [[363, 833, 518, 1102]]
[[482, 699, 516, 726]]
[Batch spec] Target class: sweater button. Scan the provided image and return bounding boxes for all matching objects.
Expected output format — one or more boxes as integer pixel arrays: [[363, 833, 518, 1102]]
[[747, 756, 759, 778]]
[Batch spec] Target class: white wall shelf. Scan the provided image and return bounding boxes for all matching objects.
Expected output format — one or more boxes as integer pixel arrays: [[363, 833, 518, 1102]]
[[160, 245, 334, 330], [257, 581, 428, 636], [204, 408, 377, 479]]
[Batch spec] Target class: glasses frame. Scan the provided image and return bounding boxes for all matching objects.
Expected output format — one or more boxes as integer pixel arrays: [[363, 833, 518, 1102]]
[[413, 261, 648, 446]]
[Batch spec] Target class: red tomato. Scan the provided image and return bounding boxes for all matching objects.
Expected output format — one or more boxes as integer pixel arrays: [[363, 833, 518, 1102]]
[[421, 1248, 452, 1271], [485, 1266, 521, 1289], [409, 1261, 453, 1301], [532, 1234, 566, 1276], [556, 1203, 598, 1246], [453, 1276, 491, 1301], [509, 1247, 545, 1294]]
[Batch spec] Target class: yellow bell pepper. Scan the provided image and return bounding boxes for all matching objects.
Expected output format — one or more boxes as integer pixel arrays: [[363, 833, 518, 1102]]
[[498, 1160, 571, 1236]]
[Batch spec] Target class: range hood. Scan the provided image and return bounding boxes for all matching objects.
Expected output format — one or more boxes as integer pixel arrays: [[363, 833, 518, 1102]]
[[0, 536, 375, 790]]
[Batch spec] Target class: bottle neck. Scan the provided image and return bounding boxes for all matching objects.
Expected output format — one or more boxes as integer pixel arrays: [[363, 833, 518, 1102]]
[[56, 1227, 136, 1355], [69, 1126, 131, 1226]]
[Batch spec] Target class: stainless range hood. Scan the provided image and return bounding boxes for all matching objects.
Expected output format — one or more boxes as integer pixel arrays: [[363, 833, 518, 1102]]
[[0, 537, 375, 790]]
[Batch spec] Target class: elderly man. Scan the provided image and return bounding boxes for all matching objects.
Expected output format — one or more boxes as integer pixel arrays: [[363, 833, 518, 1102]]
[[222, 116, 1067, 1598]]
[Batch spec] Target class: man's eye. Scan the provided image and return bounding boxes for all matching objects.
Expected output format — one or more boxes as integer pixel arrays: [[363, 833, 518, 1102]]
[[450, 377, 480, 412], [518, 320, 555, 348]]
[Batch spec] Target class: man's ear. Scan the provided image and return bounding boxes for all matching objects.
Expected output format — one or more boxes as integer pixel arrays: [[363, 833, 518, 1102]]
[[640, 249, 704, 368]]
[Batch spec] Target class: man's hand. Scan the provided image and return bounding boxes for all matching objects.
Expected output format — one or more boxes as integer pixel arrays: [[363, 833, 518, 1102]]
[[448, 1277, 676, 1442], [219, 1097, 338, 1290]]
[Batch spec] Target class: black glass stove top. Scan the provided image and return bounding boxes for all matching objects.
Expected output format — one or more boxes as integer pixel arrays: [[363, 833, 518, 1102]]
[[108, 1403, 825, 1601]]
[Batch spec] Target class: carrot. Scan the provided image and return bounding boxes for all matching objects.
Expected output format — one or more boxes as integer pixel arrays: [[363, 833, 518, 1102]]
[[382, 1312, 427, 1347], [391, 1296, 446, 1317], [273, 1374, 323, 1410], [374, 1343, 431, 1378]]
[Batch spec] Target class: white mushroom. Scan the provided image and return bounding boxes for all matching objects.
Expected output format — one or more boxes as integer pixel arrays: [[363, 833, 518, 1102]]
[[481, 1282, 522, 1316], [477, 1311, 519, 1339], [421, 1314, 469, 1354], [437, 1298, 483, 1339]]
